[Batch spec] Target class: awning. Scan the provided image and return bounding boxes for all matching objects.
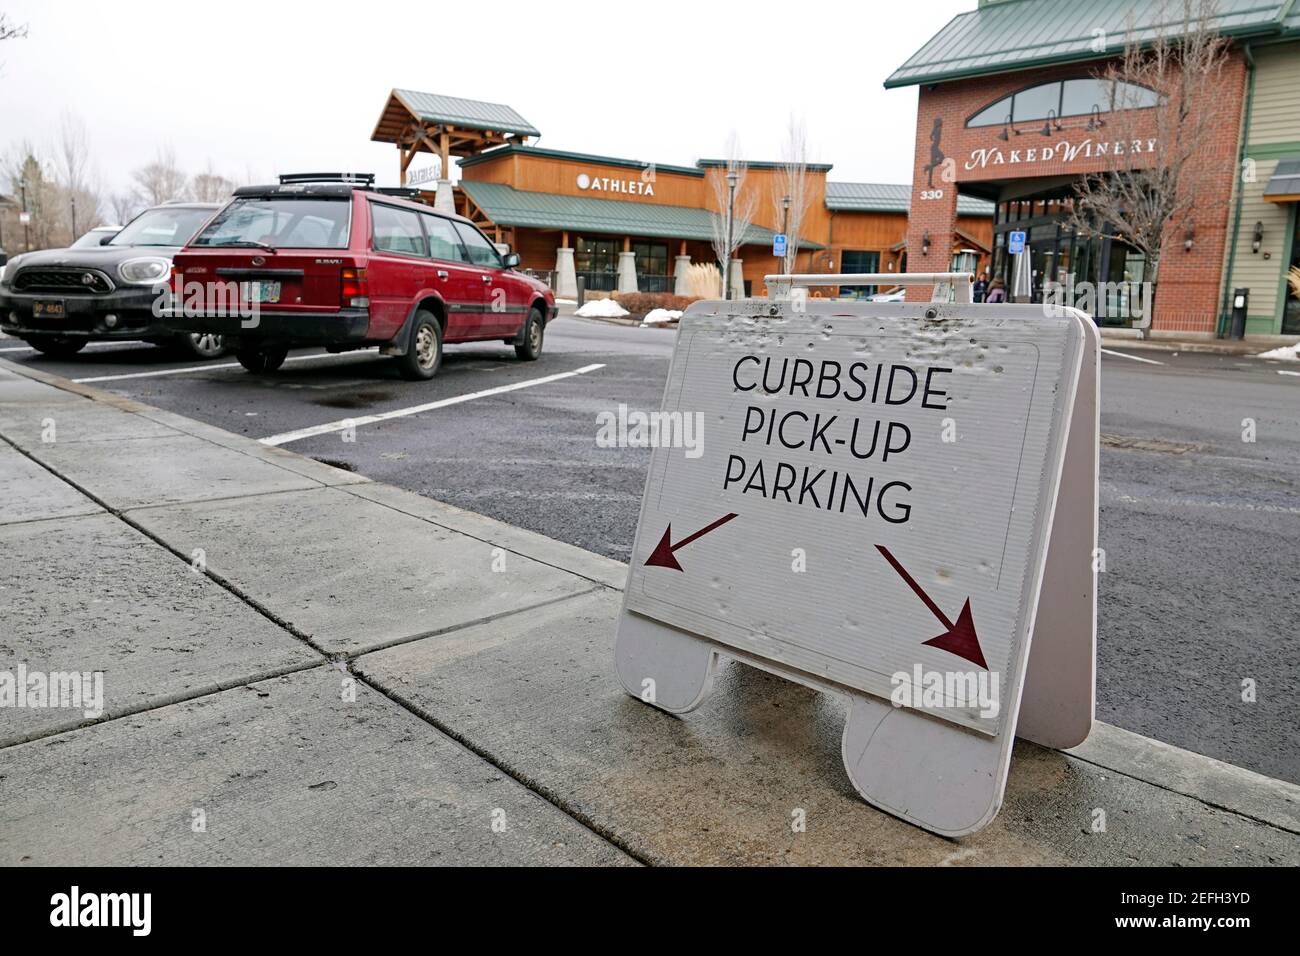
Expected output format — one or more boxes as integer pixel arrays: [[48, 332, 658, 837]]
[[458, 180, 822, 249], [1264, 157, 1300, 203]]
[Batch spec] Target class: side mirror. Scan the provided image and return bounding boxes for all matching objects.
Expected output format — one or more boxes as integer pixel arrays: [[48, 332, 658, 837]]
[[0, 250, 7, 267], [503, 252, 520, 269]]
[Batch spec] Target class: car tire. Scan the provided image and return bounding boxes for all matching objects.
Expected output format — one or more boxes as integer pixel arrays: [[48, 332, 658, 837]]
[[395, 310, 442, 381], [235, 345, 288, 374], [26, 336, 87, 358], [172, 332, 227, 360], [515, 307, 544, 361]]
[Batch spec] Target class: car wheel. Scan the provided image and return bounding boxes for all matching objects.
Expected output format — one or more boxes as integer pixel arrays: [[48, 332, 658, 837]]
[[26, 336, 87, 358], [515, 307, 544, 361], [235, 345, 288, 373], [172, 332, 227, 359], [396, 310, 442, 381]]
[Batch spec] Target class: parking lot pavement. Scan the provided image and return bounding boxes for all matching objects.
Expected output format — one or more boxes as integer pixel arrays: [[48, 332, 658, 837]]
[[1, 357, 1298, 865]]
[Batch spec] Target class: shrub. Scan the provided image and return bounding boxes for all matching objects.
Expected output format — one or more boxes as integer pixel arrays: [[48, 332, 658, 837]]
[[612, 292, 701, 314]]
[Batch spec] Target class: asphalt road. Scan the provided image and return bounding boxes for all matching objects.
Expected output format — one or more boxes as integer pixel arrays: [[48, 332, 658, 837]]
[[4, 317, 1298, 783]]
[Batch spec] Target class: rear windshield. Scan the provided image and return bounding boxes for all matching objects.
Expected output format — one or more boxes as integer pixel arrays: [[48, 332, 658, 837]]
[[191, 197, 351, 249], [110, 207, 214, 247]]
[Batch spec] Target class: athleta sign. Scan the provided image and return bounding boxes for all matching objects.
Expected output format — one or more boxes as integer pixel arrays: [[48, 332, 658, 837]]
[[576, 172, 655, 196], [965, 137, 1160, 171]]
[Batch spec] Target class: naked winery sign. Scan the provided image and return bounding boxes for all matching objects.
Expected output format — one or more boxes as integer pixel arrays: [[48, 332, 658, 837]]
[[965, 136, 1161, 171], [615, 294, 1100, 836]]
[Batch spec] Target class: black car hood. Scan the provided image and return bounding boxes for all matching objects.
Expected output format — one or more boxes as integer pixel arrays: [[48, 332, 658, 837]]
[[10, 245, 181, 271]]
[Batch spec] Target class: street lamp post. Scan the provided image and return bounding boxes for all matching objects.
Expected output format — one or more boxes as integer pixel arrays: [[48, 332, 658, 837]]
[[781, 195, 791, 274], [724, 169, 738, 301], [20, 179, 29, 252]]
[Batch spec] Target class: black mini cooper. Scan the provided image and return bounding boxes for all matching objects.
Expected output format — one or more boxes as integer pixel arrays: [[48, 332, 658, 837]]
[[0, 202, 226, 358]]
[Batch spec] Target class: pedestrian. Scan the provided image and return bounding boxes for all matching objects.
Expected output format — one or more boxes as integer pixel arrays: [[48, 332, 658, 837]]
[[973, 270, 990, 303], [985, 277, 1006, 303]]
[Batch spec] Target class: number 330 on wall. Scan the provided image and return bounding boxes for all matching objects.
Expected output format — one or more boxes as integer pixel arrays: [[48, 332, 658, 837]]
[[919, 189, 945, 200]]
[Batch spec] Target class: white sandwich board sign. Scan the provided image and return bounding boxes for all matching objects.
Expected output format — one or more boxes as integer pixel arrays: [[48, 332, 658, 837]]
[[615, 273, 1099, 837]]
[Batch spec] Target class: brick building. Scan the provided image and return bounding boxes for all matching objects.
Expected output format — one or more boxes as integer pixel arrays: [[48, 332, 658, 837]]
[[888, 0, 1300, 338]]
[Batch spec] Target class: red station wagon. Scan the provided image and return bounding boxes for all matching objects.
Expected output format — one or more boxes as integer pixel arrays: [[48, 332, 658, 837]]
[[167, 173, 556, 380]]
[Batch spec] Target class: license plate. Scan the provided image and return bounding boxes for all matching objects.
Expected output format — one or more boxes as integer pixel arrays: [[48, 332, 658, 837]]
[[240, 281, 281, 305], [32, 299, 66, 318]]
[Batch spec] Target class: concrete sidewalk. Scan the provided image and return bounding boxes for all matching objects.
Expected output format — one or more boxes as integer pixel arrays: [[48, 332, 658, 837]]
[[1, 357, 1297, 866]]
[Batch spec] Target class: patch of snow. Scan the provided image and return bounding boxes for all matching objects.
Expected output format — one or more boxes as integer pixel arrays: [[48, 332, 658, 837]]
[[574, 299, 630, 318], [1257, 343, 1300, 361], [641, 308, 682, 326], [555, 298, 577, 305]]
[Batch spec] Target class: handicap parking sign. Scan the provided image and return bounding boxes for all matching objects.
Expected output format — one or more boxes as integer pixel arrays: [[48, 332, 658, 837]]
[[1008, 230, 1026, 255], [773, 234, 787, 258]]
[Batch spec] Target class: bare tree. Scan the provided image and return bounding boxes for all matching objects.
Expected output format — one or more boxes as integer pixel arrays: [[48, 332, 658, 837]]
[[707, 134, 757, 300], [190, 163, 235, 203], [0, 12, 27, 42], [56, 113, 104, 238], [110, 192, 141, 226], [131, 147, 189, 207], [1066, 0, 1230, 332], [2, 145, 58, 250], [770, 116, 812, 275]]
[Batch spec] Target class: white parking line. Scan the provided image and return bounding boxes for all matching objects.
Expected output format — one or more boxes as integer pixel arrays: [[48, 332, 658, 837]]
[[259, 363, 607, 446], [1100, 348, 1165, 366], [1278, 369, 1300, 377], [72, 350, 376, 383]]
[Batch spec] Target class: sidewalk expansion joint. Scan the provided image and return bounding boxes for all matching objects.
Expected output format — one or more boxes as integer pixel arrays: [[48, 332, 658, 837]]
[[1064, 749, 1300, 837], [335, 586, 607, 660], [348, 663, 653, 867], [0, 660, 330, 752], [338, 483, 626, 593]]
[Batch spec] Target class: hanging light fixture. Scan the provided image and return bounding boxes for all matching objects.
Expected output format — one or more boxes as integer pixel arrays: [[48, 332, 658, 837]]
[[922, 230, 931, 256], [1184, 224, 1195, 252], [1042, 109, 1060, 137], [1252, 221, 1264, 253], [996, 112, 1016, 141], [1086, 105, 1106, 131]]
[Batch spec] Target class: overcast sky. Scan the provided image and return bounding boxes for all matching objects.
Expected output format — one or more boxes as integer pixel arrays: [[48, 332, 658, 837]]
[[0, 0, 969, 199]]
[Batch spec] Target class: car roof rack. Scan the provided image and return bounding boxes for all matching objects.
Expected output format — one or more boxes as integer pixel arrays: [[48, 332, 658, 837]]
[[277, 172, 376, 186], [373, 187, 424, 199]]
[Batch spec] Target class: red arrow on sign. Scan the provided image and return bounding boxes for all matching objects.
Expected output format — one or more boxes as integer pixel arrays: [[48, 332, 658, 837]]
[[875, 545, 988, 669], [645, 513, 739, 572]]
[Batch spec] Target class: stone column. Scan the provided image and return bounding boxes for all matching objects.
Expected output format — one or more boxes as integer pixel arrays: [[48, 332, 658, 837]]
[[729, 258, 745, 300], [435, 179, 455, 214], [617, 251, 638, 294], [555, 247, 578, 300], [673, 255, 692, 296]]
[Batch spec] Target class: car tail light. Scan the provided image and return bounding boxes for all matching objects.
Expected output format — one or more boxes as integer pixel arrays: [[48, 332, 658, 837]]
[[341, 267, 368, 309]]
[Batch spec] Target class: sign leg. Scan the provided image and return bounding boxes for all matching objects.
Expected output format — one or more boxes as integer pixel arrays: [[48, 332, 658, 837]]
[[615, 611, 717, 714], [841, 696, 1009, 838]]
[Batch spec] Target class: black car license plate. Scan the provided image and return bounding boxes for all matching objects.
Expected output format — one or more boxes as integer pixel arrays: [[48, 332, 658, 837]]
[[33, 299, 67, 319]]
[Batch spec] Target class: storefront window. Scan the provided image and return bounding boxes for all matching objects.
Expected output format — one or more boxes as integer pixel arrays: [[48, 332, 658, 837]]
[[1284, 210, 1300, 335], [576, 237, 619, 291], [967, 78, 1161, 128], [840, 250, 880, 297]]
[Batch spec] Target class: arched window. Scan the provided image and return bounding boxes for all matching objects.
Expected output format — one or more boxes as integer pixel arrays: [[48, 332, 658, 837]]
[[966, 78, 1161, 128]]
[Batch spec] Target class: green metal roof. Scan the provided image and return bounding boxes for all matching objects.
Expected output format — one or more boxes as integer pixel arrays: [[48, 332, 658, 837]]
[[1263, 156, 1300, 197], [885, 0, 1293, 88], [458, 180, 823, 248], [391, 89, 540, 137], [825, 182, 995, 216], [696, 159, 835, 173], [459, 144, 702, 177]]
